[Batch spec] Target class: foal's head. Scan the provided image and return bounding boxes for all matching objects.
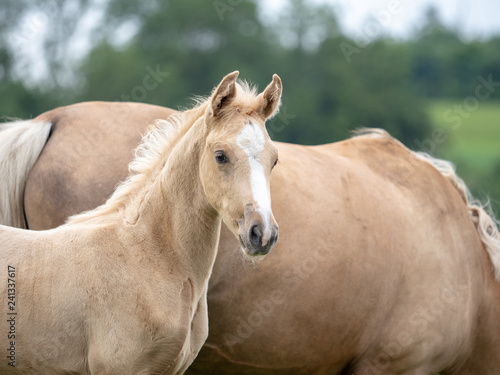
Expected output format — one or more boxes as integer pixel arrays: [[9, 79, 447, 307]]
[[200, 71, 281, 256]]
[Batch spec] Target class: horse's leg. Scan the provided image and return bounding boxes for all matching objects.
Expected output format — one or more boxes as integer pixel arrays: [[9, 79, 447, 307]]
[[173, 292, 209, 375]]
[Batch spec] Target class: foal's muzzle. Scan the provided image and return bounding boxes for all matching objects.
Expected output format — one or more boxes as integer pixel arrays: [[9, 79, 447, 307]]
[[238, 205, 278, 256]]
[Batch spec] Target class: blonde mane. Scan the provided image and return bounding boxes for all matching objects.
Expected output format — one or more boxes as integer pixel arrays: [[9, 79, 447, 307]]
[[67, 81, 261, 225]]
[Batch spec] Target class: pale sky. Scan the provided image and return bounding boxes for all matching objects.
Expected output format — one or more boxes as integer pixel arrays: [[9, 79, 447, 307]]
[[261, 0, 500, 40]]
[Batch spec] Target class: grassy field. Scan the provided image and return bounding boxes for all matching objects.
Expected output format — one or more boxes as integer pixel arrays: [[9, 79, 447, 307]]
[[426, 99, 500, 172], [426, 99, 500, 213]]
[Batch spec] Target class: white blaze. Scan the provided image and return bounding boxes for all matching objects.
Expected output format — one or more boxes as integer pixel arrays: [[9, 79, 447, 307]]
[[236, 121, 271, 225]]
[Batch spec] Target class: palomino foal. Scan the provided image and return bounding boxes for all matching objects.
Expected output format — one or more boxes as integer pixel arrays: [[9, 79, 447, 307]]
[[0, 71, 281, 374]]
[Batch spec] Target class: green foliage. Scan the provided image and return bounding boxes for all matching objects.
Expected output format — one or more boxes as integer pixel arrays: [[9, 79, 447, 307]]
[[0, 0, 498, 207], [76, 0, 432, 147], [0, 81, 56, 120], [410, 6, 500, 99], [79, 0, 274, 108]]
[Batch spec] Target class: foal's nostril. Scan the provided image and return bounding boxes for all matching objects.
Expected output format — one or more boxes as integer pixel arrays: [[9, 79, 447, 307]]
[[269, 231, 278, 247], [249, 224, 262, 247]]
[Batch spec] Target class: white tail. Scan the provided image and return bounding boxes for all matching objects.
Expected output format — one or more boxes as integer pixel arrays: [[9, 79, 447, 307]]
[[0, 120, 51, 228]]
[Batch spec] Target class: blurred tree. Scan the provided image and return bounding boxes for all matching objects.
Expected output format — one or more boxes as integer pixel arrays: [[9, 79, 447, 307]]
[[0, 35, 57, 119], [1, 0, 100, 88], [79, 0, 275, 109], [0, 0, 101, 118], [262, 0, 430, 145], [270, 0, 341, 52], [409, 6, 500, 100], [410, 6, 462, 98], [0, 0, 497, 213], [0, 0, 495, 151], [77, 0, 432, 147]]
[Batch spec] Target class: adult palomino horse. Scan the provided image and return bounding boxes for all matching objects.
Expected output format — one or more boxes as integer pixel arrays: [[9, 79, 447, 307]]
[[0, 71, 282, 374], [1, 100, 500, 373]]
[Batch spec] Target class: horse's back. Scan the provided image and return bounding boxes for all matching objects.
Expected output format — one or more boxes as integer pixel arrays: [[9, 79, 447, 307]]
[[25, 101, 176, 229], [196, 134, 486, 374]]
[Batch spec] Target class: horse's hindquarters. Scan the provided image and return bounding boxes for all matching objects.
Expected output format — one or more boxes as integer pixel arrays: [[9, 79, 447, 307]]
[[24, 102, 176, 229]]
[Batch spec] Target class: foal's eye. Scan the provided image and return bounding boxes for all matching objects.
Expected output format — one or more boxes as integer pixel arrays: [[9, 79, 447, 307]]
[[272, 158, 278, 168], [215, 151, 229, 164]]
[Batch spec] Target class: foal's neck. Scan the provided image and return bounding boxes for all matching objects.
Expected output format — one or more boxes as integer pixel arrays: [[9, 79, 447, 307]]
[[122, 118, 221, 290]]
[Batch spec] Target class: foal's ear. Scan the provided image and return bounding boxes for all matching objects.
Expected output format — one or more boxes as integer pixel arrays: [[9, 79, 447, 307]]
[[257, 74, 282, 120], [209, 71, 239, 117]]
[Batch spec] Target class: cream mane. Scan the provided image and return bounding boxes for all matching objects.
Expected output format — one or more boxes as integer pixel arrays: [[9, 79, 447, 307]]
[[67, 81, 261, 225]]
